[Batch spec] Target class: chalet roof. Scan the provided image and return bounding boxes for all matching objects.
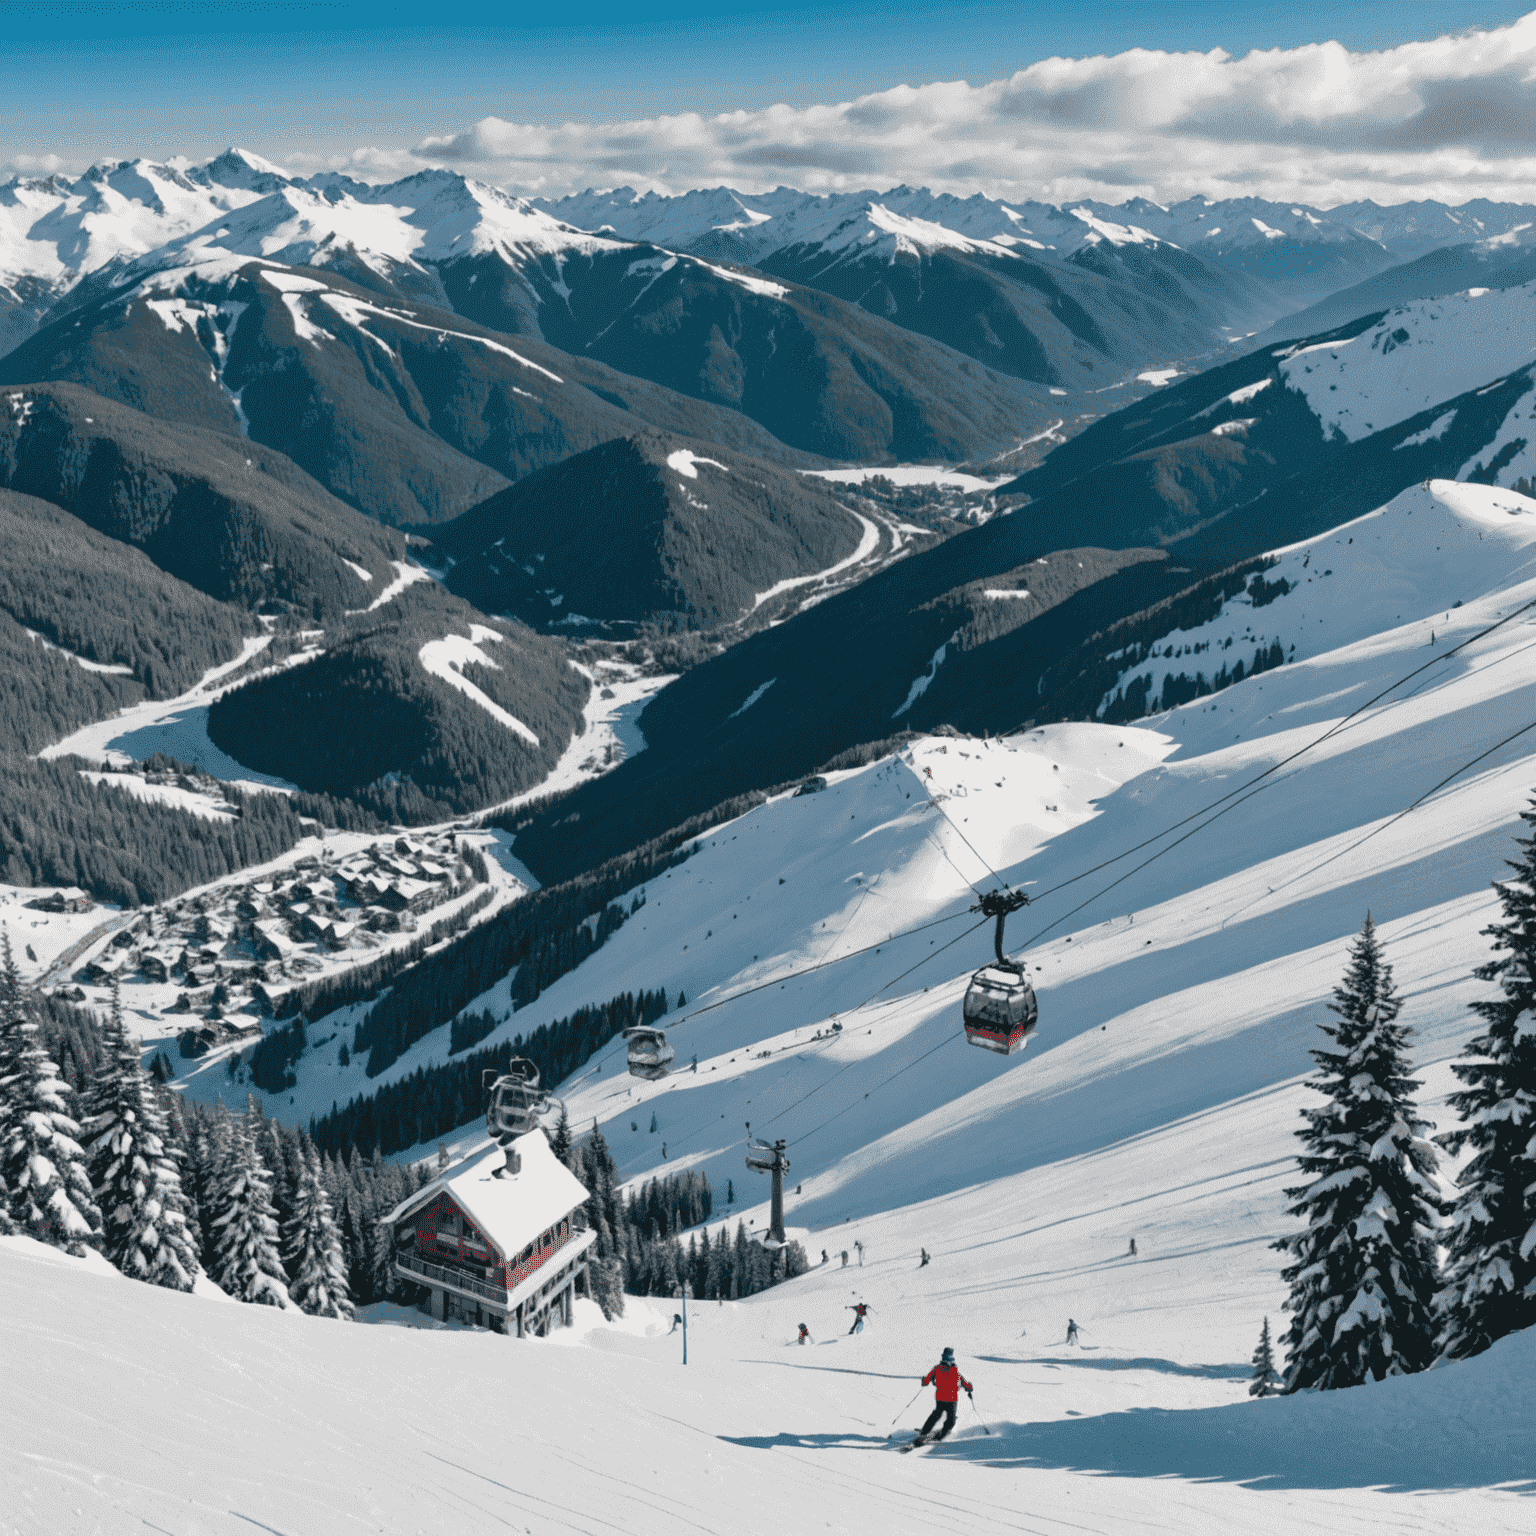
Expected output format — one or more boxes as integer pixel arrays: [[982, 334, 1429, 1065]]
[[385, 1133, 590, 1257]]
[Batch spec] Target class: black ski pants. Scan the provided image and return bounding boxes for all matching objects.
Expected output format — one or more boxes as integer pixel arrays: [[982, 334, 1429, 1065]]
[[920, 1401, 958, 1441]]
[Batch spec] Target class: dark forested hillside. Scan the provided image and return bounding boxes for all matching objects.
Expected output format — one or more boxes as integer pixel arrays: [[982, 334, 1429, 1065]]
[[206, 582, 588, 821], [0, 754, 306, 905], [1, 261, 818, 527], [0, 488, 254, 697], [432, 433, 862, 630], [0, 383, 404, 619], [503, 341, 1536, 885]]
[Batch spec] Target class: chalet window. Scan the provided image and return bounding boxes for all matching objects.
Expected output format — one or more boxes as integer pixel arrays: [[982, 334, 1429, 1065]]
[[521, 1243, 534, 1262]]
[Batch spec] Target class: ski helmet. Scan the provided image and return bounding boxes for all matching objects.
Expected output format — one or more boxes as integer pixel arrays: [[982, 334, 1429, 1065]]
[[940, 1346, 955, 1363]]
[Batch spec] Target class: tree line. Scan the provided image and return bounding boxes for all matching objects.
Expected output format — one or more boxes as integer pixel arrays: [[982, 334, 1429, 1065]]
[[1257, 798, 1536, 1393], [1, 940, 426, 1315], [310, 988, 671, 1159], [565, 1115, 808, 1314], [0, 753, 308, 907], [206, 583, 589, 824], [335, 798, 728, 1078]]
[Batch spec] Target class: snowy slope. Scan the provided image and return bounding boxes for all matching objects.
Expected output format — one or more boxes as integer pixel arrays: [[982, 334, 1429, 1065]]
[[11, 464, 1536, 1528], [1278, 284, 1536, 442], [196, 480, 1536, 1237]]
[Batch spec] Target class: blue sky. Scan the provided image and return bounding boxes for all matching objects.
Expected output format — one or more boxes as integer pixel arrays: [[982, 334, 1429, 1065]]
[[2, 2, 1520, 164], [4, 4, 1534, 205]]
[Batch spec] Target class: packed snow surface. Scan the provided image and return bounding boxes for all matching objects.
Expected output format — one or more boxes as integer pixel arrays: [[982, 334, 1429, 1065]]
[[750, 512, 880, 611], [667, 448, 731, 479]]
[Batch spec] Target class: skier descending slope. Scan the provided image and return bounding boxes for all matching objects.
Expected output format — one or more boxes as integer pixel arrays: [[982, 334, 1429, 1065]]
[[847, 1301, 872, 1334], [906, 1348, 973, 1449]]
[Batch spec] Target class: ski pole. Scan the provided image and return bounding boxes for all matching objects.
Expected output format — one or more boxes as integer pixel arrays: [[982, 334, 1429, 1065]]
[[891, 1384, 925, 1425], [967, 1393, 992, 1436]]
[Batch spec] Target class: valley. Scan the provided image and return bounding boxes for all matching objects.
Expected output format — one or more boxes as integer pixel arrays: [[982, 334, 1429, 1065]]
[[5, 111, 1536, 1536]]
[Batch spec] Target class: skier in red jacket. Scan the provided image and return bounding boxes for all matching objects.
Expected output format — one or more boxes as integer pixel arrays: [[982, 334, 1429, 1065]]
[[913, 1347, 973, 1444]]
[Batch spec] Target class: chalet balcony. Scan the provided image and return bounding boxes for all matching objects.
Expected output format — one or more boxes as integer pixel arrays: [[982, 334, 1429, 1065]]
[[395, 1249, 508, 1309]]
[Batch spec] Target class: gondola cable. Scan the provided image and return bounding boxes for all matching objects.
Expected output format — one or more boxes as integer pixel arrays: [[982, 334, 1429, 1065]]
[[1018, 592, 1536, 908]]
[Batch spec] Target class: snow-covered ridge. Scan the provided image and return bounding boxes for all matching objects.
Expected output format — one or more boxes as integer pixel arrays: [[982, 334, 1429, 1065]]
[[1278, 283, 1536, 443], [1100, 480, 1536, 716]]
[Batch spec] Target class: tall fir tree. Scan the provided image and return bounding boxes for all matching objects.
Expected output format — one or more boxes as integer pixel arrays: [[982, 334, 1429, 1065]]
[[1274, 915, 1444, 1390], [82, 982, 200, 1290], [1249, 1317, 1279, 1397], [284, 1141, 354, 1320], [0, 938, 18, 1238], [0, 936, 100, 1255], [208, 1100, 291, 1307], [550, 1105, 572, 1168], [1437, 801, 1536, 1359]]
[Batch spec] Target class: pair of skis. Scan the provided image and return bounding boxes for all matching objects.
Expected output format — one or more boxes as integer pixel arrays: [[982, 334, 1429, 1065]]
[[893, 1400, 992, 1451]]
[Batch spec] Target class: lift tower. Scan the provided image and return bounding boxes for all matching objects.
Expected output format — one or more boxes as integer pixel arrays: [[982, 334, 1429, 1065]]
[[745, 1138, 790, 1246]]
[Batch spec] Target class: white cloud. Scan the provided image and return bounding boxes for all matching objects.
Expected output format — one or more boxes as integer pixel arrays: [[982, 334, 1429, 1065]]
[[403, 12, 1536, 205]]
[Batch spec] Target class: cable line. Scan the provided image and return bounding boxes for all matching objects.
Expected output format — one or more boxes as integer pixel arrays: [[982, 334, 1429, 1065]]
[[1021, 592, 1536, 907]]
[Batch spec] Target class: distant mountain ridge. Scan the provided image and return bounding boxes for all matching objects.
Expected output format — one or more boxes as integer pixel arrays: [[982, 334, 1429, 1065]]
[[12, 152, 1535, 444]]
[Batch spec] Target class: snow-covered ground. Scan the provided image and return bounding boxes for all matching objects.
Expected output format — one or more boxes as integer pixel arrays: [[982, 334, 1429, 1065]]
[[39, 636, 302, 791], [9, 476, 1536, 1530], [802, 465, 1014, 493], [1279, 282, 1536, 442]]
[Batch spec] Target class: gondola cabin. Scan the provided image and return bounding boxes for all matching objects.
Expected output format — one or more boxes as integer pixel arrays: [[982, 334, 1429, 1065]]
[[962, 964, 1039, 1054], [484, 1059, 545, 1142], [386, 1132, 596, 1336], [623, 1025, 675, 1080]]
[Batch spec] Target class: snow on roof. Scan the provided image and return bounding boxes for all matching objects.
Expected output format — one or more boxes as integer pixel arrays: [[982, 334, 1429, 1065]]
[[386, 1133, 590, 1257]]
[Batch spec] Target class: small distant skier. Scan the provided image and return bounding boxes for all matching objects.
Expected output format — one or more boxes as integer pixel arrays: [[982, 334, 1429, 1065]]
[[668, 1313, 683, 1335], [821, 1249, 829, 1266], [919, 1248, 930, 1267], [847, 1302, 872, 1334], [1065, 1318, 1081, 1346], [797, 1322, 811, 1345], [1128, 1237, 1137, 1257], [910, 1348, 973, 1447], [841, 1250, 849, 1268], [855, 1241, 864, 1266]]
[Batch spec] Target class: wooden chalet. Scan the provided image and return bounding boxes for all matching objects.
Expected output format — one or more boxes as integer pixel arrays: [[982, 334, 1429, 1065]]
[[385, 1132, 596, 1337]]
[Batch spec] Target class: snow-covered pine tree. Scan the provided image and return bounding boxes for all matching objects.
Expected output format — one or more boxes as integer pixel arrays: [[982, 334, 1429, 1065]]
[[83, 982, 200, 1289], [0, 937, 18, 1237], [1273, 914, 1444, 1390], [0, 936, 100, 1254], [1249, 1317, 1278, 1397], [1436, 801, 1536, 1359], [208, 1101, 291, 1307], [550, 1106, 572, 1168], [284, 1141, 354, 1320]]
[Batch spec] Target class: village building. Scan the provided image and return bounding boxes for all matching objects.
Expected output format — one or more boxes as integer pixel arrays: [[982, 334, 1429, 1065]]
[[27, 887, 93, 914], [385, 1132, 595, 1337]]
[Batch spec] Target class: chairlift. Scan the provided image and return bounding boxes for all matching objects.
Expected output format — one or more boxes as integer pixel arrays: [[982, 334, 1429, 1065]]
[[623, 1025, 675, 1081], [962, 890, 1038, 1055], [483, 1058, 547, 1142]]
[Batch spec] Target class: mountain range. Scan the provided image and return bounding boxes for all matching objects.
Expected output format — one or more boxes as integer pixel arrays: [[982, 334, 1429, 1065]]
[[6, 145, 1536, 889]]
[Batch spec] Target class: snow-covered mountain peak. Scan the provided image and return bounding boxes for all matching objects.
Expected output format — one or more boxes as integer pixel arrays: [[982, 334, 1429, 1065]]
[[820, 202, 1024, 261], [1069, 206, 1168, 249], [185, 146, 295, 196]]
